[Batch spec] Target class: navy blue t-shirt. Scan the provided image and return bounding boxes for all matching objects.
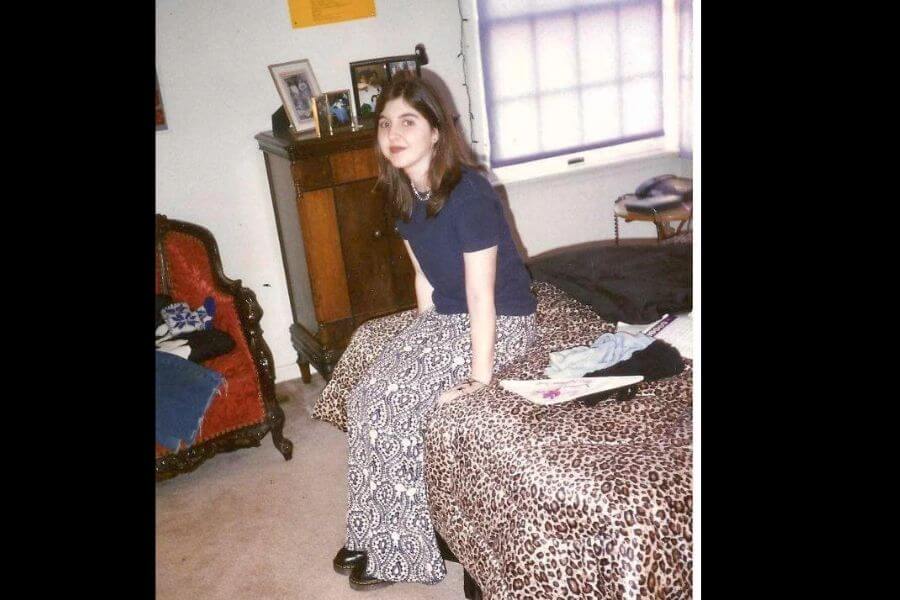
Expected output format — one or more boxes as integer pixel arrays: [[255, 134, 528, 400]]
[[395, 169, 537, 316]]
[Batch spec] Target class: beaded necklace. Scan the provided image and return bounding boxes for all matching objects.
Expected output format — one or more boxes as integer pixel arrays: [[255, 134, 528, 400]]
[[411, 185, 432, 203]]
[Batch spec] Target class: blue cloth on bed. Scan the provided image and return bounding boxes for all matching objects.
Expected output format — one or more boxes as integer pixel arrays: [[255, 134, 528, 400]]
[[156, 351, 224, 452], [544, 331, 655, 379]]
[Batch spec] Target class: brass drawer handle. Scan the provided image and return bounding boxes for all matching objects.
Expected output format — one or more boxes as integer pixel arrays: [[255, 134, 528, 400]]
[[373, 229, 382, 239]]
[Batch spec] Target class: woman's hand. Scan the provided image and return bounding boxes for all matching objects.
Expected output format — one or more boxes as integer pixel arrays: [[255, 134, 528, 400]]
[[436, 379, 489, 405]]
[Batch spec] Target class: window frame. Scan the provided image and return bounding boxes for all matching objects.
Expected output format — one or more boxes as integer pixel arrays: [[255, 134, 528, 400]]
[[469, 0, 686, 183]]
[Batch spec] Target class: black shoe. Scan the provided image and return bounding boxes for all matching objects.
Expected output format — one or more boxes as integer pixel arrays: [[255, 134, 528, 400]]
[[349, 559, 393, 591], [333, 547, 366, 574]]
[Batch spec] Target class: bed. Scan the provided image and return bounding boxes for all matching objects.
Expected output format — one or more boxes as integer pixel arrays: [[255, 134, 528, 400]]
[[313, 241, 692, 600]]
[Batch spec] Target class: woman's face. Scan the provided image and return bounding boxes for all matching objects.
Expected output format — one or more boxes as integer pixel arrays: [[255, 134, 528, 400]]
[[377, 97, 438, 182]]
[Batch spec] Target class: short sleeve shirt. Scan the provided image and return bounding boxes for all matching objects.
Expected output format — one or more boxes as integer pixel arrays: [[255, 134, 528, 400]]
[[395, 169, 537, 316]]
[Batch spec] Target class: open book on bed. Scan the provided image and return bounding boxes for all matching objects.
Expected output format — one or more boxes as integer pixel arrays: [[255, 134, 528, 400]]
[[500, 376, 644, 406]]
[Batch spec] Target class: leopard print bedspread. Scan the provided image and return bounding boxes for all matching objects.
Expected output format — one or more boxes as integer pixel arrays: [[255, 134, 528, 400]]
[[314, 282, 692, 599]]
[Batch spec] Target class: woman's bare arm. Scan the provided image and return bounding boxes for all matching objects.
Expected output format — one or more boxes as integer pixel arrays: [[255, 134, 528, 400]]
[[462, 245, 498, 384]]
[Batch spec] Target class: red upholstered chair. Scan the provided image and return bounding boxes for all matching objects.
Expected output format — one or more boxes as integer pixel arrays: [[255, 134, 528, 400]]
[[156, 214, 292, 480]]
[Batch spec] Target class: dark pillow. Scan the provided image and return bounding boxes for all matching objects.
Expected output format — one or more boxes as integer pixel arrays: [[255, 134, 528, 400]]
[[528, 243, 692, 324]]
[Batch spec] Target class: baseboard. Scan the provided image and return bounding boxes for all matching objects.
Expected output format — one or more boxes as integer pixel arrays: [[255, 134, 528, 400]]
[[274, 361, 319, 384]]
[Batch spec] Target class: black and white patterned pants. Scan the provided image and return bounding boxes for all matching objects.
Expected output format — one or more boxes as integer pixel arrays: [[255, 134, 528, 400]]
[[345, 310, 536, 584]]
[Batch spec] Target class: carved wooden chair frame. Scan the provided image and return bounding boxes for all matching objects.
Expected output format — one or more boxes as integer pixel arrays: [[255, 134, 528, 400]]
[[155, 214, 293, 481]]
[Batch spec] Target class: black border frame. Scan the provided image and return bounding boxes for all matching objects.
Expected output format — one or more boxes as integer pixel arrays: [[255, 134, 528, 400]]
[[349, 54, 421, 127]]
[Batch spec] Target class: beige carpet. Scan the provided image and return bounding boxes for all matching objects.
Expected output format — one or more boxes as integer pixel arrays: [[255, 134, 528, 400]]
[[155, 375, 466, 600]]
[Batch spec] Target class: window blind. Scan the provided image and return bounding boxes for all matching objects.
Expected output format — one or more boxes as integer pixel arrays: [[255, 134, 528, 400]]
[[477, 0, 665, 168]]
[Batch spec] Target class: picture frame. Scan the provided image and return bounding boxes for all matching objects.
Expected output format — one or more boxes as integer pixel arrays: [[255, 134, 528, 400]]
[[386, 58, 419, 79], [349, 54, 421, 126], [349, 61, 389, 125], [311, 94, 330, 137], [324, 89, 354, 134], [268, 59, 322, 134]]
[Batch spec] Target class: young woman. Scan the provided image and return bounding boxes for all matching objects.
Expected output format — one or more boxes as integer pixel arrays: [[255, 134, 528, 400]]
[[332, 75, 537, 590]]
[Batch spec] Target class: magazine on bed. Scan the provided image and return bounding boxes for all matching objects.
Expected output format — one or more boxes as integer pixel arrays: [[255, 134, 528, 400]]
[[500, 376, 644, 406]]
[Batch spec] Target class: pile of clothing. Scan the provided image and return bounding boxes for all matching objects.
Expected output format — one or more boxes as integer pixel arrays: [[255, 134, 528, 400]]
[[546, 330, 683, 379], [503, 314, 688, 407], [155, 295, 234, 361], [552, 313, 687, 405], [155, 295, 235, 452]]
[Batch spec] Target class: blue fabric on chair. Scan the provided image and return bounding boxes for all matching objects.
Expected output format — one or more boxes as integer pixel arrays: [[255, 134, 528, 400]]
[[156, 351, 224, 452]]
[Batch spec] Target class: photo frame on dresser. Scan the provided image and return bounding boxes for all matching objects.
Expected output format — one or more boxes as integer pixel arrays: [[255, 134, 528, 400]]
[[349, 61, 388, 124], [349, 54, 421, 126], [268, 59, 322, 134], [325, 90, 354, 134], [311, 94, 330, 137], [387, 58, 419, 79]]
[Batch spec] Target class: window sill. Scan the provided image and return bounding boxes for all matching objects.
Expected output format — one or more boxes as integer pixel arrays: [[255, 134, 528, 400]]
[[488, 137, 681, 187]]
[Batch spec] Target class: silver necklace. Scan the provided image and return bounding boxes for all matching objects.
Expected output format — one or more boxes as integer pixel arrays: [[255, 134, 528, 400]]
[[412, 185, 432, 203]]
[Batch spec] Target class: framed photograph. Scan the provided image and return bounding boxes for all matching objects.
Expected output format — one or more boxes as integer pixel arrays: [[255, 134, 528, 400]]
[[325, 90, 354, 134], [268, 59, 321, 134], [387, 59, 420, 79], [311, 94, 330, 137], [349, 61, 389, 124], [349, 54, 420, 126]]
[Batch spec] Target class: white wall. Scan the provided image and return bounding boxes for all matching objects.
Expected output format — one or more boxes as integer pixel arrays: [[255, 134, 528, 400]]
[[156, 0, 692, 382], [496, 154, 691, 258]]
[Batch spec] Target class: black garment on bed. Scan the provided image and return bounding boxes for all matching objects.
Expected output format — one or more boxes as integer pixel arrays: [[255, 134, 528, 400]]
[[527, 242, 691, 323], [175, 329, 236, 363], [579, 339, 685, 406]]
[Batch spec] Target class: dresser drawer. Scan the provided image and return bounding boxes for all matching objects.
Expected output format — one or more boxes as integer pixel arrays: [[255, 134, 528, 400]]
[[330, 147, 379, 185]]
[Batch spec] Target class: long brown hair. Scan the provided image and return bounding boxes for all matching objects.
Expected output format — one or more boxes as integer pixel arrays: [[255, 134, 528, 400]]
[[373, 74, 481, 221]]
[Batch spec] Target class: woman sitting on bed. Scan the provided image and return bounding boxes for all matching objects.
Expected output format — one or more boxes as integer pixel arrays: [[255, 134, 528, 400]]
[[331, 74, 537, 590]]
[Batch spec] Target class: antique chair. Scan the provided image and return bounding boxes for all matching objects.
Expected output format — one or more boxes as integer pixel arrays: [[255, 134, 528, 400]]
[[156, 214, 293, 480]]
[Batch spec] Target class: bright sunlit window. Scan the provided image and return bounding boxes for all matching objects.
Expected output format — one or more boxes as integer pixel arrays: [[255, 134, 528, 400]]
[[476, 0, 680, 171], [475, 0, 692, 179], [679, 0, 692, 158]]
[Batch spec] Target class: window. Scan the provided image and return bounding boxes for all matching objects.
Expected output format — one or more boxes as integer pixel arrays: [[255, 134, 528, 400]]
[[477, 0, 667, 169], [678, 0, 692, 157]]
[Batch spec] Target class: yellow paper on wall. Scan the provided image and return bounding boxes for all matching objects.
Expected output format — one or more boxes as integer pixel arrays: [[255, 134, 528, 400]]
[[288, 0, 376, 29]]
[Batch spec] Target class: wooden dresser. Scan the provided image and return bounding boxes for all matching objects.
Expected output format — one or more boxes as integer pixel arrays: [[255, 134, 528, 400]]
[[255, 128, 416, 382]]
